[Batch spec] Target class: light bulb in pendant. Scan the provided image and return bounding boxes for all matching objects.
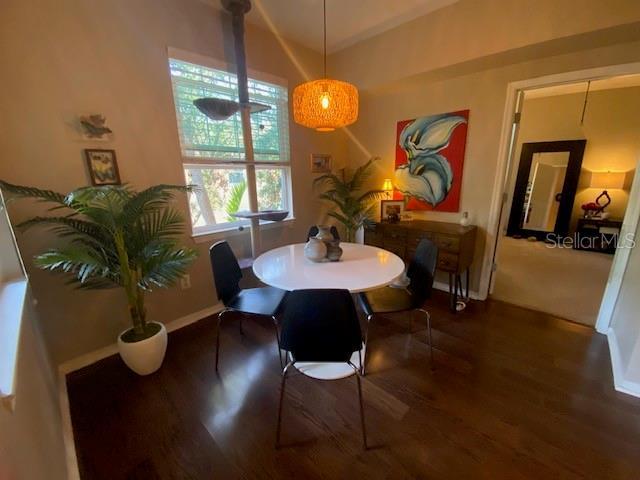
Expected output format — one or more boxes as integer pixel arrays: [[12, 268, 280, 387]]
[[320, 92, 330, 110]]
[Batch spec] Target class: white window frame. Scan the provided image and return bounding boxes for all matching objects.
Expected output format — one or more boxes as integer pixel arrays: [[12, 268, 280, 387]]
[[167, 47, 293, 235]]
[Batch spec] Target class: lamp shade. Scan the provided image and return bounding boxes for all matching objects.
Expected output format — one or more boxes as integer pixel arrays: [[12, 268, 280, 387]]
[[382, 178, 393, 191], [293, 79, 358, 132], [589, 171, 625, 190]]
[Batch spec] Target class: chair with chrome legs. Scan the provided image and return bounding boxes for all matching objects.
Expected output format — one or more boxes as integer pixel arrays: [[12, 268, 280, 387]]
[[209, 240, 286, 371], [357, 238, 438, 375], [306, 225, 340, 241], [276, 289, 367, 449]]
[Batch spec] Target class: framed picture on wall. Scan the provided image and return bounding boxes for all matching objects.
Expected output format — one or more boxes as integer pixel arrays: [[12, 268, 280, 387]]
[[381, 200, 405, 222], [310, 153, 332, 173], [85, 149, 121, 186]]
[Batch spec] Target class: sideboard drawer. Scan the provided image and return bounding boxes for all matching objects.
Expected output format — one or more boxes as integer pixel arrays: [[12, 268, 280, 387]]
[[364, 229, 383, 247], [435, 234, 460, 253], [407, 230, 434, 248], [437, 252, 459, 272], [383, 240, 406, 259], [383, 227, 407, 242]]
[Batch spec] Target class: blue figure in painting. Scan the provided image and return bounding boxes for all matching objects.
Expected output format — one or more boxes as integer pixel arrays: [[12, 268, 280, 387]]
[[395, 114, 466, 206]]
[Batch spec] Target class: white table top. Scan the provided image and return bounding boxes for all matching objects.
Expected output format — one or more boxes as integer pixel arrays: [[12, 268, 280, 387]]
[[252, 242, 405, 293]]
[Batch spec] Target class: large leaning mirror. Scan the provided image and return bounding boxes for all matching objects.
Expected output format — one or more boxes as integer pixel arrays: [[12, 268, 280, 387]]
[[507, 140, 586, 239]]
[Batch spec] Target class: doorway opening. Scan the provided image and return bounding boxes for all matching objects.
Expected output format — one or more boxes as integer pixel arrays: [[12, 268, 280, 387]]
[[489, 71, 640, 327]]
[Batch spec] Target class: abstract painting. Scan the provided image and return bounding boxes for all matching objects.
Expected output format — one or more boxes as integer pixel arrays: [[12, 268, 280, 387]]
[[394, 110, 469, 212]]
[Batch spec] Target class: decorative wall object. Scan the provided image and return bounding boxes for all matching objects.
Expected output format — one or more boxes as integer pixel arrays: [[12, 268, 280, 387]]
[[79, 114, 113, 140], [381, 200, 404, 223], [394, 110, 469, 212], [310, 153, 332, 173], [85, 149, 121, 185]]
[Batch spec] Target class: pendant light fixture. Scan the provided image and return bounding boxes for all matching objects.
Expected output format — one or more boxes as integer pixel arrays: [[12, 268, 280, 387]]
[[293, 0, 358, 132]]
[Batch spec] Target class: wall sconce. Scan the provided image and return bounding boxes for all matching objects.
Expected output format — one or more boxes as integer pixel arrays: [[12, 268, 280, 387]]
[[382, 178, 393, 199]]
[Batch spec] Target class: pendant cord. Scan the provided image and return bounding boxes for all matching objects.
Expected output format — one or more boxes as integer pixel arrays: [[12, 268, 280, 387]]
[[323, 0, 327, 78], [580, 80, 591, 125]]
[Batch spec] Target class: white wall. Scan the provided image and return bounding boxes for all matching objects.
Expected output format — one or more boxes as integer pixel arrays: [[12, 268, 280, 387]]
[[0, 291, 68, 480], [609, 220, 640, 393]]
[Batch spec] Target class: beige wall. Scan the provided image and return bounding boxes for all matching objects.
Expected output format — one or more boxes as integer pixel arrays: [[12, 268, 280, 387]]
[[0, 0, 346, 364], [330, 0, 640, 90], [332, 41, 640, 293], [0, 290, 68, 480], [2, 0, 640, 367], [512, 87, 640, 232]]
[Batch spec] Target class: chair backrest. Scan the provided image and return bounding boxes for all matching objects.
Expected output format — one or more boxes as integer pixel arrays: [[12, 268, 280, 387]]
[[306, 225, 340, 242], [407, 238, 438, 307], [279, 289, 362, 363], [209, 241, 242, 305]]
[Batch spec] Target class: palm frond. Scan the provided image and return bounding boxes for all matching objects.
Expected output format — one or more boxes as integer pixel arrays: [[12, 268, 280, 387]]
[[349, 157, 378, 192], [139, 245, 197, 289], [124, 184, 192, 216], [357, 189, 386, 204], [0, 180, 68, 208], [34, 248, 114, 285], [225, 181, 246, 221]]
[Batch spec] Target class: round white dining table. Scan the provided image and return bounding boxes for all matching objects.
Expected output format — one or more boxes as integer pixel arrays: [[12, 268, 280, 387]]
[[252, 242, 405, 293], [253, 242, 405, 379]]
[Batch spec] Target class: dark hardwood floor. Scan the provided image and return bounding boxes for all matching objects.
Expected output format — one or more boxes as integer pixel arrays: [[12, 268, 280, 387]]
[[67, 291, 640, 479]]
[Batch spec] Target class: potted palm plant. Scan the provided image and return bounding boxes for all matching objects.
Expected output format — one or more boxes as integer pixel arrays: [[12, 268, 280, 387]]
[[0, 181, 197, 375], [313, 157, 385, 242]]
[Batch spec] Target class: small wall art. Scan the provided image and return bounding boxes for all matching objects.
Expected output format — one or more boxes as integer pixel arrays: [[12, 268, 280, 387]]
[[85, 149, 121, 186], [79, 114, 113, 141], [310, 153, 332, 173]]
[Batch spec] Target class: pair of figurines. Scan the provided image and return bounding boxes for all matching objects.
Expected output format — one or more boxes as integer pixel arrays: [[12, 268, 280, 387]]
[[304, 225, 343, 262]]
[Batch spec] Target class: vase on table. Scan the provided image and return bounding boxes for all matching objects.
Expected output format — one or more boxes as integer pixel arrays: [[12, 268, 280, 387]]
[[314, 225, 334, 242], [304, 237, 327, 262], [326, 239, 343, 262]]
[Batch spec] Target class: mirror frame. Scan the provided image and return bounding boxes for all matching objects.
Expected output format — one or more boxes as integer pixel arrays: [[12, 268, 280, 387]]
[[507, 139, 586, 239]]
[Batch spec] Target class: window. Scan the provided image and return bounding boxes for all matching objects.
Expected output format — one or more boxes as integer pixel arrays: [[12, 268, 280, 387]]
[[168, 56, 292, 234]]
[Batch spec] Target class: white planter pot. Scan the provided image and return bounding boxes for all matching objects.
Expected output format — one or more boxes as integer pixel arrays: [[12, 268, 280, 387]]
[[117, 322, 167, 375]]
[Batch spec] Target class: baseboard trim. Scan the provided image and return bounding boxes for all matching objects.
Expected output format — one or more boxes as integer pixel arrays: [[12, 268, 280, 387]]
[[58, 303, 223, 480], [58, 304, 223, 375], [607, 328, 640, 398], [433, 280, 483, 301]]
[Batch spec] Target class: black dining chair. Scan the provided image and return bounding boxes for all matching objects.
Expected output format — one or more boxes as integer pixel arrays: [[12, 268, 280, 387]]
[[209, 240, 286, 371], [306, 225, 340, 241], [357, 238, 438, 374], [276, 289, 367, 449]]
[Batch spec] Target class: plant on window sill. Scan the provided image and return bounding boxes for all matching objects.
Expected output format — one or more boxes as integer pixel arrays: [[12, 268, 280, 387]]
[[0, 181, 197, 375], [313, 157, 385, 242]]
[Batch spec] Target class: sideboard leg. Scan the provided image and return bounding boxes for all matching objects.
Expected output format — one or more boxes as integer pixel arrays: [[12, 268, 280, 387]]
[[465, 268, 470, 301], [450, 273, 459, 313]]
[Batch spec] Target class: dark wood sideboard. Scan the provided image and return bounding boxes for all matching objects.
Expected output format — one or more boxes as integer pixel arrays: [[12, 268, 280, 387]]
[[364, 220, 477, 312]]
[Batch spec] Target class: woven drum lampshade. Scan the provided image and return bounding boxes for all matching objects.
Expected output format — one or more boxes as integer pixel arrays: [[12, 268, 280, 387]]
[[293, 78, 358, 132]]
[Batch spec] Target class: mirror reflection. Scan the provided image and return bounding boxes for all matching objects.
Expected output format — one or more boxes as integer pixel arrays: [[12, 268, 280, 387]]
[[521, 151, 570, 231]]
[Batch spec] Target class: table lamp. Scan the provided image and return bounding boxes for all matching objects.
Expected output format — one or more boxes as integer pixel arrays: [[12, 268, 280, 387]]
[[588, 171, 626, 217], [382, 178, 393, 199]]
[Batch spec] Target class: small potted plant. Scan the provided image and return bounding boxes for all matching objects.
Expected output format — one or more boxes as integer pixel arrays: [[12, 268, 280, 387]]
[[313, 157, 385, 242], [0, 181, 197, 375]]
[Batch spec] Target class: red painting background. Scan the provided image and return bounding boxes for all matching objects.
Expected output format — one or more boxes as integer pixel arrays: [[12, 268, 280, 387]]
[[394, 109, 469, 212]]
